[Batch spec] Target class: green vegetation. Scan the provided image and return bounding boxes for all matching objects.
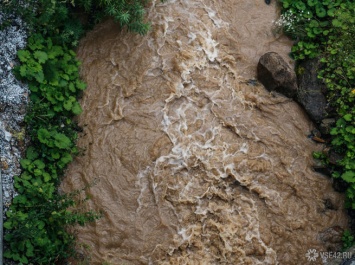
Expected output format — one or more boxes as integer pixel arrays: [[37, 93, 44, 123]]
[[1, 0, 151, 45], [342, 229, 355, 250], [1, 0, 154, 263], [277, 0, 355, 248]]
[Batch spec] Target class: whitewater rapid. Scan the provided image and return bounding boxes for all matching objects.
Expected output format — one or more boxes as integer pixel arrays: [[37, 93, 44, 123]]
[[62, 0, 348, 264]]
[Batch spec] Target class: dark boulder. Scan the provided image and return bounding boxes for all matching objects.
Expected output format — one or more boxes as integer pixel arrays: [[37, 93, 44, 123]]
[[313, 166, 332, 177], [257, 52, 298, 98], [332, 178, 348, 193], [328, 149, 343, 165], [296, 59, 327, 123], [319, 118, 336, 135]]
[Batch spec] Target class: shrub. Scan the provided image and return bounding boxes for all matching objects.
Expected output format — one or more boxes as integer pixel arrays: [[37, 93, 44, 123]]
[[2, 0, 153, 47], [2, 33, 100, 264]]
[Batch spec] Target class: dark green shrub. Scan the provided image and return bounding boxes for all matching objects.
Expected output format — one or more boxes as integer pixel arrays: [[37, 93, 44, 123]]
[[3, 33, 99, 264], [277, 0, 343, 60], [2, 0, 153, 47], [74, 0, 152, 35]]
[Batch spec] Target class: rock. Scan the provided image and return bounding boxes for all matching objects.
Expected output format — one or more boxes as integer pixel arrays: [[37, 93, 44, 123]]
[[308, 128, 327, 143], [332, 178, 349, 193], [4, 130, 12, 141], [313, 166, 332, 177], [341, 256, 355, 265], [319, 118, 336, 135], [325, 245, 355, 265], [328, 149, 343, 165], [257, 52, 298, 98], [311, 128, 321, 138], [296, 59, 327, 123]]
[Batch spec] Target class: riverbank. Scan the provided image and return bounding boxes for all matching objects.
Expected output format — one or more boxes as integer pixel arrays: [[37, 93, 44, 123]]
[[0, 1, 156, 263]]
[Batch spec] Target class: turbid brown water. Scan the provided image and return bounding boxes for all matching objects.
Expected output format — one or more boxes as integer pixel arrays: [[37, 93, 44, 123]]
[[61, 0, 349, 264]]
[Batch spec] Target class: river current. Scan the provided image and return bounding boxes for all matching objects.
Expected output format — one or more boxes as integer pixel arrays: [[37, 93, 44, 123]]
[[61, 0, 348, 264]]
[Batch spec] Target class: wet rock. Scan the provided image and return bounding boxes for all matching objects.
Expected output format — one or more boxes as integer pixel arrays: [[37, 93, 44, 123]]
[[320, 118, 336, 135], [257, 52, 298, 98], [312, 128, 321, 138], [296, 59, 327, 123], [328, 150, 344, 165], [308, 128, 327, 143], [313, 166, 332, 177], [332, 178, 349, 193], [340, 256, 355, 265]]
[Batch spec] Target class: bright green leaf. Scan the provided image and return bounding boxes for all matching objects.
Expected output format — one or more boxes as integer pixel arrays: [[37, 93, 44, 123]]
[[316, 6, 327, 17], [17, 50, 31, 62], [53, 133, 72, 149], [43, 172, 51, 182], [37, 128, 51, 144], [72, 101, 82, 115], [20, 159, 32, 169], [344, 114, 352, 121], [342, 171, 355, 182], [34, 51, 48, 64]]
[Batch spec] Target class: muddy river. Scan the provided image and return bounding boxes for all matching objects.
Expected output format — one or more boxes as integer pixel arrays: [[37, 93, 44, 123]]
[[61, 0, 348, 264]]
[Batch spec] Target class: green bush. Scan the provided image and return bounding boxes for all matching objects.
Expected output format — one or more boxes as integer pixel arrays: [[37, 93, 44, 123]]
[[15, 34, 85, 118], [4, 188, 99, 264], [74, 0, 152, 35], [276, 0, 345, 59], [3, 33, 100, 264], [2, 0, 152, 47], [1, 0, 84, 47], [342, 230, 355, 250]]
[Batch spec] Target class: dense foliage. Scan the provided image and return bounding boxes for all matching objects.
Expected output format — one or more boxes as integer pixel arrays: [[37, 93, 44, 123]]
[[1, 0, 151, 46], [1, 0, 154, 263], [3, 35, 98, 264], [277, 0, 355, 247], [74, 0, 151, 35]]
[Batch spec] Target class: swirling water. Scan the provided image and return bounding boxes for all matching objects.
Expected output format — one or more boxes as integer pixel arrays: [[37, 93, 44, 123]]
[[62, 1, 348, 264]]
